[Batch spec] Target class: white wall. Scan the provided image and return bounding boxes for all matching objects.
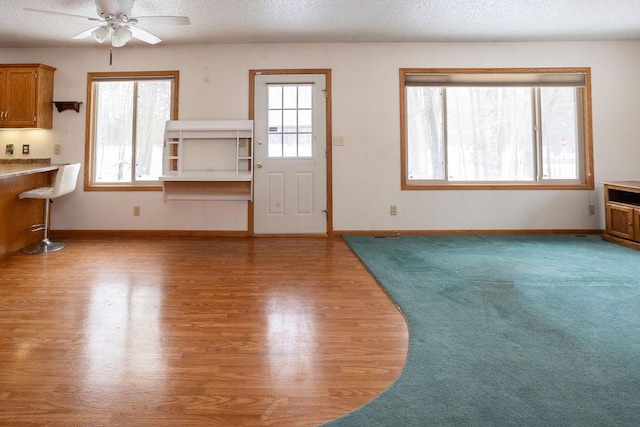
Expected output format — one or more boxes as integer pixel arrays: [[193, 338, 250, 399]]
[[1, 41, 639, 232]]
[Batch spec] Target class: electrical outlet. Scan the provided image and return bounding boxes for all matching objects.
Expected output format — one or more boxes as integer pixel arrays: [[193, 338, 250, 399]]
[[390, 205, 398, 216], [54, 144, 61, 155], [588, 204, 595, 215], [133, 206, 140, 216]]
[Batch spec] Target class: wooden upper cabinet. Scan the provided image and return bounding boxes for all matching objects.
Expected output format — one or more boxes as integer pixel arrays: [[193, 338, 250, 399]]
[[0, 64, 56, 129], [0, 69, 5, 126]]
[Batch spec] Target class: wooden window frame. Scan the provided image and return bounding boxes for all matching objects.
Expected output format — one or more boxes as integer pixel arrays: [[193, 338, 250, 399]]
[[84, 70, 179, 191], [400, 67, 594, 190]]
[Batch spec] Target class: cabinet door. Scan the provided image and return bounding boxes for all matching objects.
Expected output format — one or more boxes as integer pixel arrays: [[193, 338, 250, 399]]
[[633, 209, 640, 242], [3, 68, 37, 128], [606, 203, 635, 240], [0, 69, 6, 124]]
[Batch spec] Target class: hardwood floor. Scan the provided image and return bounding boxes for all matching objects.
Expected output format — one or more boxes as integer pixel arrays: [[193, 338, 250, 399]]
[[0, 236, 408, 426]]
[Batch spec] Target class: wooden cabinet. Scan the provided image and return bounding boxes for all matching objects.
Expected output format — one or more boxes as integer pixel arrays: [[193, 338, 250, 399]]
[[0, 64, 56, 129], [603, 182, 640, 250], [160, 120, 254, 201]]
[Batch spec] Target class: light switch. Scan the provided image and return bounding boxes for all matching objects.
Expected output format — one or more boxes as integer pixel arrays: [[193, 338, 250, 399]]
[[333, 136, 344, 146]]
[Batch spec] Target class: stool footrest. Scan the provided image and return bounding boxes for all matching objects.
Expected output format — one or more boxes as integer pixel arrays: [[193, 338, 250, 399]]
[[28, 224, 45, 232]]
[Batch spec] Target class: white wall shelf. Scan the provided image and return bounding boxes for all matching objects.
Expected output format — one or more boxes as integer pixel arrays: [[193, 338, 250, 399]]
[[160, 120, 254, 201]]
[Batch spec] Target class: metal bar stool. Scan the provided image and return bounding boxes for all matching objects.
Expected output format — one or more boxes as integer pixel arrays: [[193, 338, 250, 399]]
[[19, 163, 81, 254]]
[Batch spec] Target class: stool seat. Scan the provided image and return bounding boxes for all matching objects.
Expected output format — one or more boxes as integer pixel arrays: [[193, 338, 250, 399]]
[[19, 163, 80, 254], [19, 187, 55, 199]]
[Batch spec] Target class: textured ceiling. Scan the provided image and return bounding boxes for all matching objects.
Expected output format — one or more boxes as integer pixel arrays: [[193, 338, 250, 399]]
[[1, 0, 640, 48]]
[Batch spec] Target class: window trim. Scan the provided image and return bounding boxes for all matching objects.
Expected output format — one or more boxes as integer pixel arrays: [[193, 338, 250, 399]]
[[84, 70, 180, 191], [399, 67, 594, 190]]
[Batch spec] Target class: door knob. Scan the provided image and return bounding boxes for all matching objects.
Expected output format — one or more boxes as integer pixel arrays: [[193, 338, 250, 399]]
[[256, 162, 263, 168], [257, 140, 263, 145]]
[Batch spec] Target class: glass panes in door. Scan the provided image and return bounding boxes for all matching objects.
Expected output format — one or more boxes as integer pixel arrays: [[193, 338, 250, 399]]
[[267, 84, 313, 158]]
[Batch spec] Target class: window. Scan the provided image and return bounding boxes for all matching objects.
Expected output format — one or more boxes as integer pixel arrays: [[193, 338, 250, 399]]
[[85, 71, 179, 190], [267, 84, 313, 158], [400, 68, 593, 190]]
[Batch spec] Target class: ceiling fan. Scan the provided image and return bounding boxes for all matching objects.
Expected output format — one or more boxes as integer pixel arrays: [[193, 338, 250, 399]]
[[24, 0, 190, 47]]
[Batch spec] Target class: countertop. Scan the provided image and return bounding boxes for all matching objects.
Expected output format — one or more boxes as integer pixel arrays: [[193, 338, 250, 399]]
[[0, 164, 59, 180]]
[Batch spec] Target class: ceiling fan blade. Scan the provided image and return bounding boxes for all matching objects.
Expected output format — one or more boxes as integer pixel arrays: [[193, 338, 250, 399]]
[[23, 7, 101, 22], [129, 26, 161, 44], [72, 26, 103, 40], [134, 16, 191, 26]]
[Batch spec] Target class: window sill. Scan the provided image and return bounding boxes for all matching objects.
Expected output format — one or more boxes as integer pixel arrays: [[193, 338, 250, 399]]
[[402, 182, 594, 191], [85, 184, 163, 192]]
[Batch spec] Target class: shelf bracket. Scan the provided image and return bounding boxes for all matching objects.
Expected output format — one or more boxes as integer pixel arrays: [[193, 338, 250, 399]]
[[54, 101, 83, 113]]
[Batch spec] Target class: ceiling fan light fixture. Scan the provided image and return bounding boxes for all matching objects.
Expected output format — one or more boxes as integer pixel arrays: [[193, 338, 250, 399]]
[[92, 26, 110, 43], [112, 26, 132, 47]]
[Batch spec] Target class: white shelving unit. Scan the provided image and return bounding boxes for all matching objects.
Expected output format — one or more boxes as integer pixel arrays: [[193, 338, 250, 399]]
[[160, 120, 254, 201]]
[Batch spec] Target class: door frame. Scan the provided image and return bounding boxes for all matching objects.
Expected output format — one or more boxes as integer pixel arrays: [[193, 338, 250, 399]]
[[248, 69, 333, 236]]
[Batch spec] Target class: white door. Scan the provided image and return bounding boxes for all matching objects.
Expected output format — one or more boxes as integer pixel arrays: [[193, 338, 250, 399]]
[[253, 74, 327, 234]]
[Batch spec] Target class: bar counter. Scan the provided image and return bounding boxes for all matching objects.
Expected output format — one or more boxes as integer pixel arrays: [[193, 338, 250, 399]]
[[0, 164, 59, 179], [0, 163, 60, 260]]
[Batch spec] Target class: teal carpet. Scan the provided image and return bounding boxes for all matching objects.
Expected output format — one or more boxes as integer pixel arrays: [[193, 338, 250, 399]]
[[327, 234, 640, 426]]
